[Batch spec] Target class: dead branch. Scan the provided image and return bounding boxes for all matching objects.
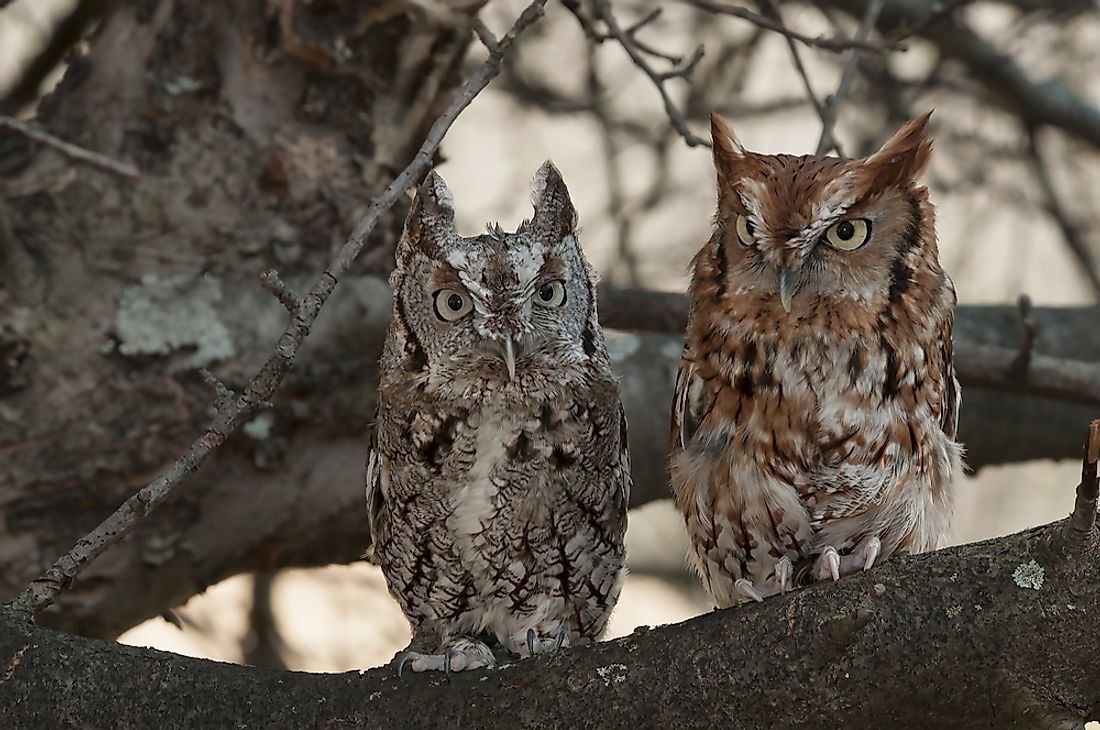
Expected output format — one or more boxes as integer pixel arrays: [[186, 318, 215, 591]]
[[2, 459, 1098, 727], [683, 0, 896, 53], [592, 0, 709, 148], [816, 0, 885, 155], [0, 115, 140, 179], [3, 0, 549, 619]]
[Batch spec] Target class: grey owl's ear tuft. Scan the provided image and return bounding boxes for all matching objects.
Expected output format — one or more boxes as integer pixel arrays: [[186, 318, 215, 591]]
[[863, 110, 933, 188], [401, 170, 457, 258], [530, 160, 578, 242]]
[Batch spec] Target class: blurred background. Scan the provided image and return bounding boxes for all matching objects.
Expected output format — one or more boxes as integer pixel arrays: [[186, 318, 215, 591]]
[[1, 0, 1097, 676]]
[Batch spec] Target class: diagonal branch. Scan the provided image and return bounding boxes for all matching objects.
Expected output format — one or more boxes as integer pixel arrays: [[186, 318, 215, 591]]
[[3, 0, 549, 618], [0, 115, 140, 179]]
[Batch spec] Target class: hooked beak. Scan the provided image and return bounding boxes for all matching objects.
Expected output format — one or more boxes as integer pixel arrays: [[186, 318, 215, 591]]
[[778, 266, 800, 314], [502, 335, 517, 380]]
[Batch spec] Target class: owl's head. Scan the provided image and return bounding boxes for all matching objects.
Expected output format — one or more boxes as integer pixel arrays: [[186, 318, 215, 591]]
[[389, 161, 601, 388], [708, 111, 937, 314]]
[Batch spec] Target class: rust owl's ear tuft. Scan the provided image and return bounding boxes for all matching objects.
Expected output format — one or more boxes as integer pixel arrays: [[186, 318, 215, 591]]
[[401, 170, 457, 258], [864, 111, 934, 188], [710, 113, 749, 194]]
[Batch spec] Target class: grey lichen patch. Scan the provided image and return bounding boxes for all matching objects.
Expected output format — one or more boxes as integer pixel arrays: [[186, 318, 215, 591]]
[[243, 413, 274, 440], [606, 334, 641, 363], [595, 663, 628, 687], [1012, 560, 1045, 590], [115, 274, 235, 368], [945, 605, 962, 619]]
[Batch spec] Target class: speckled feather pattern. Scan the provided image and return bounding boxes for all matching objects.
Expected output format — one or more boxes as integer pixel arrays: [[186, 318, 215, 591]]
[[670, 114, 963, 607], [366, 163, 629, 663]]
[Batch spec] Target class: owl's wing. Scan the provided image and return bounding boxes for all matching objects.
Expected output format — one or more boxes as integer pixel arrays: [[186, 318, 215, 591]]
[[670, 355, 714, 451], [363, 421, 387, 564], [614, 401, 631, 516], [939, 316, 961, 440]]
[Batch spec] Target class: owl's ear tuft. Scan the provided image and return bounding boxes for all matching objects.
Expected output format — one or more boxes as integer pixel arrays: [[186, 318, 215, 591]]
[[402, 170, 457, 257], [710, 113, 748, 191], [864, 111, 933, 188], [530, 160, 578, 242]]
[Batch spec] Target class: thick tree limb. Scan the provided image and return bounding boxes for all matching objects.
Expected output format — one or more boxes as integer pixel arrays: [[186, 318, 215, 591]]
[[5, 0, 548, 618], [1, 508, 1097, 728]]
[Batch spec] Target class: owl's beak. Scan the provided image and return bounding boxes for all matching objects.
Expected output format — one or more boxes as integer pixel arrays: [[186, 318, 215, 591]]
[[503, 336, 517, 380], [778, 266, 799, 314]]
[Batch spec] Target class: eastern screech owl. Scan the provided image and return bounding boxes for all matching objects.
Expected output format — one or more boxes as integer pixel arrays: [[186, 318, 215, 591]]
[[669, 112, 962, 608], [366, 162, 629, 672]]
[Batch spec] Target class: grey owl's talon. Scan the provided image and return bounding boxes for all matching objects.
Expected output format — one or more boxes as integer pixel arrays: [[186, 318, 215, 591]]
[[444, 647, 453, 676], [526, 627, 536, 656], [396, 651, 412, 678], [555, 630, 566, 650]]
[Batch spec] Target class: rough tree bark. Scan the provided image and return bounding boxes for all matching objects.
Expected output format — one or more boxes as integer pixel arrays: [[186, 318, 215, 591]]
[[1, 0, 1098, 643], [1, 514, 1097, 729]]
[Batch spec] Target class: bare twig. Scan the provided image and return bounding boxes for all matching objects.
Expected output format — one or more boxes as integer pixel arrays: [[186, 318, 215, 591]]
[[1026, 129, 1100, 298], [1065, 419, 1100, 554], [594, 0, 708, 147], [259, 269, 302, 314], [0, 115, 140, 179], [816, 0, 884, 155], [198, 369, 237, 414], [683, 0, 895, 54], [758, 0, 833, 152], [472, 18, 499, 53], [5, 0, 548, 618], [1007, 294, 1035, 377]]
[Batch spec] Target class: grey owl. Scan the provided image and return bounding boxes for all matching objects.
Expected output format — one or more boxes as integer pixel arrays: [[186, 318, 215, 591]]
[[366, 162, 630, 673]]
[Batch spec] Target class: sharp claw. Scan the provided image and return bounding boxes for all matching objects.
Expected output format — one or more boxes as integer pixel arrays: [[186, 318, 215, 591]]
[[555, 630, 566, 650], [526, 628, 536, 656], [735, 578, 765, 603], [396, 652, 412, 678], [863, 537, 881, 572], [444, 647, 453, 676], [776, 557, 793, 594], [824, 547, 840, 582]]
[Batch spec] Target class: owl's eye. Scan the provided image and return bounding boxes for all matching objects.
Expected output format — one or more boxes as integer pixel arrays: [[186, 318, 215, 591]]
[[823, 218, 872, 251], [433, 288, 473, 322], [735, 214, 755, 247], [535, 280, 567, 308]]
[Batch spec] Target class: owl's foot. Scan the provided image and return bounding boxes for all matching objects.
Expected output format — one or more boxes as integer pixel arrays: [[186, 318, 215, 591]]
[[519, 627, 571, 658], [395, 636, 495, 676], [811, 537, 884, 583], [845, 536, 881, 573]]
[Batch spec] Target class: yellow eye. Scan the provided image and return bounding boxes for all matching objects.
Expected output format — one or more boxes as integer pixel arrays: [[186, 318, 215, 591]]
[[433, 288, 473, 322], [735, 214, 755, 246], [824, 218, 871, 251]]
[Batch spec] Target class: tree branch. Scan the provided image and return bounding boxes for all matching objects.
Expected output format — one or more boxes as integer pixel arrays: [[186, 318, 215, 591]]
[[3, 0, 549, 619], [0, 114, 140, 179], [592, 0, 708, 148], [2, 482, 1097, 727], [815, 0, 884, 155]]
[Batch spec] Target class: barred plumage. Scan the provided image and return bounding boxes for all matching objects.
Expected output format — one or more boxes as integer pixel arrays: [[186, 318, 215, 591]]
[[366, 162, 629, 671], [670, 113, 963, 607]]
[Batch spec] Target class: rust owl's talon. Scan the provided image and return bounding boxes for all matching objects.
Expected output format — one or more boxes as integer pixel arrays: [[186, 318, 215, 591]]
[[817, 546, 841, 582], [861, 537, 882, 571], [775, 557, 793, 593], [735, 578, 765, 603]]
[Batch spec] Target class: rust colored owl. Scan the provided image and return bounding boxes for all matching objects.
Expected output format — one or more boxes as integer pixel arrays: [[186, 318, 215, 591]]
[[669, 112, 963, 607]]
